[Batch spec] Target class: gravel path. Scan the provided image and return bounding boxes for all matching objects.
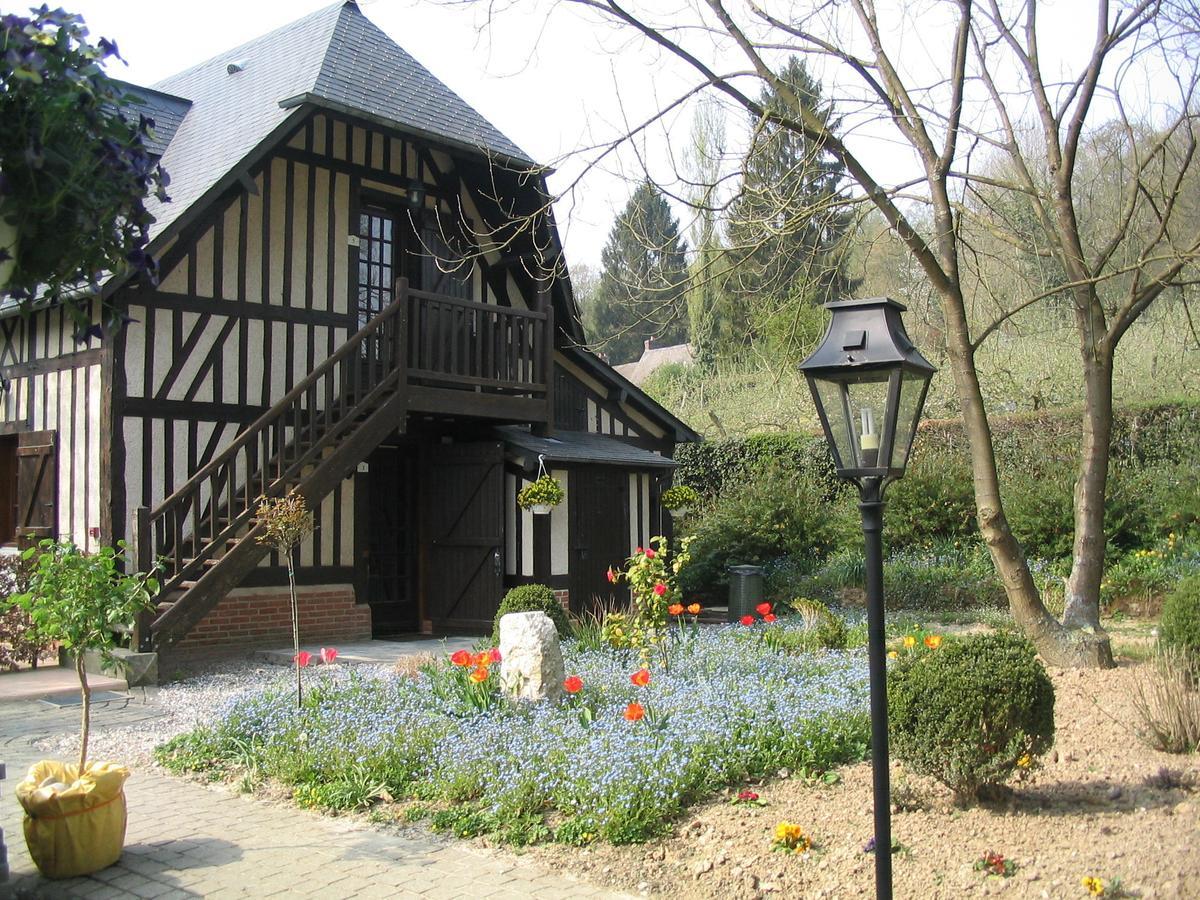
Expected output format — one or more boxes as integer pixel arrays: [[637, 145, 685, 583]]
[[36, 661, 397, 764]]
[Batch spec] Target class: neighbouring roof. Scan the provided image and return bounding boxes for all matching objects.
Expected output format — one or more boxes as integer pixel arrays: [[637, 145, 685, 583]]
[[111, 81, 192, 157], [143, 0, 534, 242], [496, 427, 677, 469], [614, 341, 694, 387]]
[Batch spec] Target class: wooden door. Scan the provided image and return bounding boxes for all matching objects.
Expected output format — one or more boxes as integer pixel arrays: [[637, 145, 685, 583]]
[[569, 467, 630, 615], [358, 445, 416, 635], [424, 441, 503, 629], [15, 430, 56, 546]]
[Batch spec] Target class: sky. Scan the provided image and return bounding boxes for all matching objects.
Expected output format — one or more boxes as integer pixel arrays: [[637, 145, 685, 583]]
[[53, 1, 1188, 271]]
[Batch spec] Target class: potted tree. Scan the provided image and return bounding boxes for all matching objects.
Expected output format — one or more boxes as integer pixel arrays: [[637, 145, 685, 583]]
[[517, 474, 565, 515], [0, 8, 168, 326], [8, 540, 157, 879], [661, 484, 699, 519]]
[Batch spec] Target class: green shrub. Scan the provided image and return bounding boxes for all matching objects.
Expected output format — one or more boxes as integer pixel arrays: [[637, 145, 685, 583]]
[[884, 456, 978, 550], [492, 584, 571, 643], [674, 432, 839, 501], [888, 632, 1055, 803], [1159, 574, 1200, 659], [679, 466, 839, 603]]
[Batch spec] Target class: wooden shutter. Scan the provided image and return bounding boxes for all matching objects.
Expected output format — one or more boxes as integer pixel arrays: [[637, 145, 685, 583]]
[[15, 429, 56, 545]]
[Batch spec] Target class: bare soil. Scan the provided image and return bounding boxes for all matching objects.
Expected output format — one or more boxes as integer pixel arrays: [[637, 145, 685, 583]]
[[517, 661, 1200, 899]]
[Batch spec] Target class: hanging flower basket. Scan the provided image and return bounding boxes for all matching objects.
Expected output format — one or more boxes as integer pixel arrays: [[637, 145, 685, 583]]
[[661, 485, 699, 517], [517, 475, 564, 512]]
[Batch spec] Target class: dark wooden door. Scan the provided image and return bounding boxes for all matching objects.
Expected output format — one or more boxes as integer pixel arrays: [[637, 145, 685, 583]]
[[358, 445, 416, 635], [569, 467, 630, 615], [15, 430, 56, 546], [425, 441, 503, 630]]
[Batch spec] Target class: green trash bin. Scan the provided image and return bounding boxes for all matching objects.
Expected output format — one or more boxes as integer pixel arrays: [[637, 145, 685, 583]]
[[727, 565, 765, 622]]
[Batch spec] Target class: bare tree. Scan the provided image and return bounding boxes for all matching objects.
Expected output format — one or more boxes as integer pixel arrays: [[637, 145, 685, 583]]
[[455, 0, 1200, 666]]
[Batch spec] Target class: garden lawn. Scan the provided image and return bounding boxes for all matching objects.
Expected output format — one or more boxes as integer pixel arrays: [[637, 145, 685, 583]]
[[157, 625, 870, 845]]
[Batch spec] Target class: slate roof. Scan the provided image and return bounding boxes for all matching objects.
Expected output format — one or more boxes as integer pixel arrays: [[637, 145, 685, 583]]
[[496, 427, 678, 469], [142, 1, 534, 242], [111, 81, 192, 157]]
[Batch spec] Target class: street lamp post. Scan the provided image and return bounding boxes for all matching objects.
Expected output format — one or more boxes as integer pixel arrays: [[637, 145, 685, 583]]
[[798, 298, 935, 900]]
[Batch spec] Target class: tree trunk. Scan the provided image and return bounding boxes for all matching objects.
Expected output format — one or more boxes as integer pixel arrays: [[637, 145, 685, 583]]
[[76, 652, 91, 772], [937, 287, 1113, 668], [289, 555, 302, 708], [1062, 343, 1117, 664]]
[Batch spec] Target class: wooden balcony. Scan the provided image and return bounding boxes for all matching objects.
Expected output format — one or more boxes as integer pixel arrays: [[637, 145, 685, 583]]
[[404, 286, 553, 422]]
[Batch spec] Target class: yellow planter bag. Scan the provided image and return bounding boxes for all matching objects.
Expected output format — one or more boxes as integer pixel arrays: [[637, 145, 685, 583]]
[[15, 760, 129, 879]]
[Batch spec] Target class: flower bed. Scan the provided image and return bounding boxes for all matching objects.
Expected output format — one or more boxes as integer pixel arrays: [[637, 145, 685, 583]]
[[157, 625, 869, 845]]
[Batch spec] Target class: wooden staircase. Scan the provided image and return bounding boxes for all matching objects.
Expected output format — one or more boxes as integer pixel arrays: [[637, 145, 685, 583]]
[[133, 281, 413, 651], [134, 277, 555, 652]]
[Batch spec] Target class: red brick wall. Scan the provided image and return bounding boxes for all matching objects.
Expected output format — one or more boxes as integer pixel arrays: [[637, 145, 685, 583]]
[[554, 589, 570, 612], [175, 585, 371, 650]]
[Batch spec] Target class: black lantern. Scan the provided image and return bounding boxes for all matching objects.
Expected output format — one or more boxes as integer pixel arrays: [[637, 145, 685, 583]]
[[800, 298, 935, 487], [406, 178, 427, 211], [799, 297, 935, 900]]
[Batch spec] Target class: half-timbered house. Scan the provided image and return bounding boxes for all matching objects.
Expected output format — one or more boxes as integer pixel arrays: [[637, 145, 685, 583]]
[[0, 1, 697, 658]]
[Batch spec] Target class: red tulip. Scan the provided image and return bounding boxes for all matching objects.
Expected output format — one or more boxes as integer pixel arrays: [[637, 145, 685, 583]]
[[319, 647, 338, 665], [645, 547, 656, 559], [450, 649, 472, 667], [740, 615, 754, 626], [564, 675, 583, 694], [488, 647, 502, 663], [756, 602, 772, 616], [606, 567, 617, 583], [631, 668, 651, 687], [624, 702, 645, 721], [294, 651, 312, 667], [763, 613, 777, 623]]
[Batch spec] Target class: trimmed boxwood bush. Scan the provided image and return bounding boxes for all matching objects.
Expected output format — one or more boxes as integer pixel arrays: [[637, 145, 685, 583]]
[[1159, 574, 1200, 659], [888, 632, 1055, 803], [492, 584, 571, 643]]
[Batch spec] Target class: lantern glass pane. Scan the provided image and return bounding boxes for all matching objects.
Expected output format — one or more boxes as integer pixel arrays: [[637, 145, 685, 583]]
[[890, 369, 931, 470], [812, 377, 855, 469], [844, 375, 891, 468]]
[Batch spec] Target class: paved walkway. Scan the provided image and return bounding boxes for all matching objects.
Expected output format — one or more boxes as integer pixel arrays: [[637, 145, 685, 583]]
[[0, 674, 629, 899]]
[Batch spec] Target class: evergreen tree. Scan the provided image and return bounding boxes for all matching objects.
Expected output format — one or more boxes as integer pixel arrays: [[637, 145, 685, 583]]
[[584, 182, 689, 364], [724, 57, 855, 361]]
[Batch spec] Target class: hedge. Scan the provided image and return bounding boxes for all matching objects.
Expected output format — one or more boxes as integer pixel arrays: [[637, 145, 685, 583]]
[[675, 400, 1200, 501]]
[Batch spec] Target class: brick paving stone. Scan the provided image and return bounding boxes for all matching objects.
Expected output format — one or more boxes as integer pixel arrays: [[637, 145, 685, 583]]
[[1, 692, 634, 900]]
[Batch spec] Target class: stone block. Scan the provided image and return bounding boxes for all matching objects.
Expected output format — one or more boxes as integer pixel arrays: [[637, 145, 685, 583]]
[[499, 612, 564, 702]]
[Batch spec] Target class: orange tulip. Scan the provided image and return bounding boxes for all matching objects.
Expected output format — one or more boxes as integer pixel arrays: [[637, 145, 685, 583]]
[[564, 675, 583, 694], [469, 666, 489, 683], [631, 668, 651, 687], [924, 635, 943, 650], [668, 603, 684, 616], [450, 650, 472, 667], [624, 702, 645, 721], [687, 603, 701, 615]]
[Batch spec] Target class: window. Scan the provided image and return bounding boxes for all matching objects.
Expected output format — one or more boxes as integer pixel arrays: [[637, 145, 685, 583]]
[[357, 208, 397, 329]]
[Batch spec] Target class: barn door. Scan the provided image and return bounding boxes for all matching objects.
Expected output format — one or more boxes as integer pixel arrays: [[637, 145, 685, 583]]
[[15, 430, 56, 545], [569, 467, 630, 616], [425, 441, 503, 629]]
